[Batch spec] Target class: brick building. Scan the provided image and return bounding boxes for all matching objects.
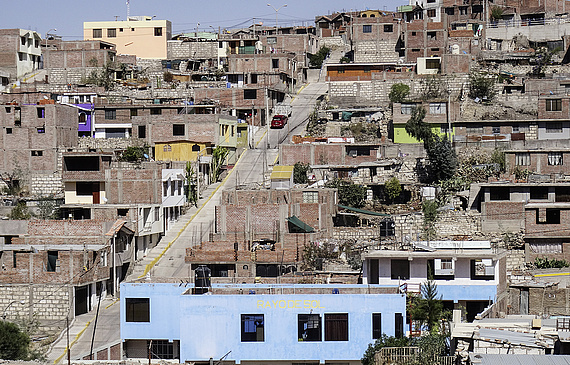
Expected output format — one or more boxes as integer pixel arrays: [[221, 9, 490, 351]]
[[349, 13, 403, 63], [0, 219, 132, 327], [0, 29, 42, 80]]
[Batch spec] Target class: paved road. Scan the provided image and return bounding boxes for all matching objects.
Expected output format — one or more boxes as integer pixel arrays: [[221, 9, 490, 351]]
[[46, 79, 327, 362], [268, 82, 329, 148]]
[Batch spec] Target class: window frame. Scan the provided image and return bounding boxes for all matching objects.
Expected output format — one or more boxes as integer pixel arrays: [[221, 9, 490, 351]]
[[363, 25, 372, 33], [125, 298, 150, 322], [241, 314, 265, 342], [154, 27, 163, 37], [515, 152, 530, 166], [104, 109, 116, 120], [548, 152, 563, 166], [173, 124, 185, 136], [372, 313, 382, 339], [93, 29, 102, 38], [298, 314, 322, 341], [546, 99, 562, 112]]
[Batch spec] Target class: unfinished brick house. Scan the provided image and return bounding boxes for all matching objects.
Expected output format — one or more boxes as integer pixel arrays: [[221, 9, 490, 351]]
[[0, 96, 78, 195], [185, 188, 338, 281], [0, 219, 132, 327], [61, 152, 183, 261], [0, 29, 42, 80], [349, 12, 403, 63], [404, 20, 446, 63], [472, 182, 570, 264]]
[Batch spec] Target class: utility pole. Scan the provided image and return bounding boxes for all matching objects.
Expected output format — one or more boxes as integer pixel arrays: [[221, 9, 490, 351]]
[[267, 3, 288, 35]]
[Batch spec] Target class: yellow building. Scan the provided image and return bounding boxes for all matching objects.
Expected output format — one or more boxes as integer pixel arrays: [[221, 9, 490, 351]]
[[154, 141, 213, 162], [84, 16, 171, 59]]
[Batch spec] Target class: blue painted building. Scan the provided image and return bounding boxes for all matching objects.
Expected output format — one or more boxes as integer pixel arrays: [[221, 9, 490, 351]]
[[120, 283, 407, 364]]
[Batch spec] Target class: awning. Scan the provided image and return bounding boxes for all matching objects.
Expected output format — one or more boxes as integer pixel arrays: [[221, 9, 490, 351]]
[[287, 215, 314, 233], [337, 204, 390, 216]]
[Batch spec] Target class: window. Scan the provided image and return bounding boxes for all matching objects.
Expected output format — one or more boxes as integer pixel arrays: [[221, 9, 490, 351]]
[[546, 122, 563, 133], [401, 103, 415, 115], [411, 31, 417, 36], [173, 124, 185, 136], [150, 340, 176, 359], [192, 144, 201, 152], [427, 31, 437, 40], [427, 9, 436, 17], [154, 27, 163, 37], [429, 102, 446, 114], [76, 182, 95, 196], [391, 259, 410, 280], [471, 259, 494, 280], [425, 59, 440, 70], [244, 89, 257, 100], [132, 28, 135, 32], [130, 108, 138, 118], [37, 107, 45, 118], [428, 258, 455, 279], [492, 126, 500, 134], [530, 187, 549, 200], [79, 113, 87, 124], [119, 28, 123, 32], [125, 298, 150, 322], [267, 37, 277, 44], [298, 314, 321, 341], [372, 313, 382, 339], [251, 74, 258, 84], [445, 7, 455, 15], [548, 152, 563, 165], [384, 24, 393, 32], [155, 208, 160, 221], [459, 6, 468, 15], [556, 187, 570, 202], [93, 29, 102, 38], [363, 25, 372, 33], [18, 53, 27, 61], [515, 152, 530, 166], [150, 108, 162, 115], [6, 128, 12, 134], [241, 314, 264, 342], [107, 28, 117, 38], [163, 181, 169, 197], [47, 251, 58, 272], [163, 145, 172, 152], [21, 37, 26, 46], [105, 109, 116, 120], [536, 208, 561, 224], [272, 59, 279, 69], [440, 124, 449, 134], [118, 209, 129, 217], [489, 187, 509, 201], [31, 150, 43, 157], [303, 191, 318, 203], [546, 99, 562, 111], [138, 125, 146, 139], [325, 314, 348, 341]]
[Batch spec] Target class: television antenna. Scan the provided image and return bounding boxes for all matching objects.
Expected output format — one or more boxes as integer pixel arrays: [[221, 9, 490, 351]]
[[126, 0, 130, 19]]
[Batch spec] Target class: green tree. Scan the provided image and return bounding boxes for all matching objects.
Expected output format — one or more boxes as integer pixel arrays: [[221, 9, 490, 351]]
[[468, 71, 496, 101], [211, 146, 229, 182], [185, 161, 198, 207], [361, 334, 410, 365], [325, 179, 367, 208], [422, 200, 439, 241], [491, 148, 506, 173], [119, 146, 148, 162], [409, 279, 446, 333], [405, 107, 457, 182], [0, 321, 30, 360], [9, 202, 31, 220], [389, 83, 410, 104], [415, 333, 449, 364], [309, 46, 331, 68], [293, 162, 311, 184], [384, 177, 402, 203], [163, 71, 174, 83]]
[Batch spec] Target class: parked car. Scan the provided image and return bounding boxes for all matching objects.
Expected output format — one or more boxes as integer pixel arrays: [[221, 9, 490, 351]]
[[271, 115, 288, 128]]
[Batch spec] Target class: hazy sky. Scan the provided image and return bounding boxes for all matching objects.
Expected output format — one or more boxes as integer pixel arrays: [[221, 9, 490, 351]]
[[0, 0, 407, 40]]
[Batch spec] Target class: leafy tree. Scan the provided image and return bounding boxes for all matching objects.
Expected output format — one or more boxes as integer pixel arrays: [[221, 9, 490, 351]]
[[384, 177, 402, 203], [389, 83, 410, 104], [405, 107, 457, 182], [491, 148, 506, 173], [36, 194, 60, 219], [185, 161, 198, 207], [211, 146, 229, 182], [325, 179, 367, 208], [0, 321, 30, 360], [293, 162, 311, 184], [490, 6, 503, 20], [422, 200, 439, 241], [309, 46, 330, 68], [119, 146, 148, 162], [361, 334, 411, 365], [468, 71, 496, 101], [163, 71, 174, 83], [9, 202, 31, 220], [419, 75, 448, 101], [531, 46, 562, 77], [414, 333, 449, 364], [535, 257, 570, 269], [409, 279, 446, 333]]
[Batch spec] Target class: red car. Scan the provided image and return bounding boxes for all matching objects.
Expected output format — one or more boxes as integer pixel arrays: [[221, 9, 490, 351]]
[[271, 115, 288, 128]]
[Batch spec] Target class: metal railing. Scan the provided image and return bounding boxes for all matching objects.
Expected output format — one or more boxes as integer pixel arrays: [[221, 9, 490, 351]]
[[487, 17, 570, 29]]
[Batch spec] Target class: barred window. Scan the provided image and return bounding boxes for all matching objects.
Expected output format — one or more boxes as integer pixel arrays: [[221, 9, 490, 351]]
[[303, 191, 318, 203], [429, 102, 446, 114], [548, 152, 563, 166], [515, 152, 530, 166], [546, 99, 562, 111], [546, 122, 563, 133]]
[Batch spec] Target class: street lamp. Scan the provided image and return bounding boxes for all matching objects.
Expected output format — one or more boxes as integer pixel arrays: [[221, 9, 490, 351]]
[[45, 28, 57, 48], [267, 3, 287, 34], [2, 300, 24, 320]]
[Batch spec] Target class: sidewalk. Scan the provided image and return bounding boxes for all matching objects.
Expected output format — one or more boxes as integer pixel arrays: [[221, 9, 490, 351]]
[[47, 298, 120, 363]]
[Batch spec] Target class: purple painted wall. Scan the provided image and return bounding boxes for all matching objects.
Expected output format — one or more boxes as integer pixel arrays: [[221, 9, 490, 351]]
[[76, 103, 93, 136]]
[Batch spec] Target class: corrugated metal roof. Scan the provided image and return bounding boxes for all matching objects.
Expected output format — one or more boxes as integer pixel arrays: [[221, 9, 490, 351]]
[[477, 328, 554, 348]]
